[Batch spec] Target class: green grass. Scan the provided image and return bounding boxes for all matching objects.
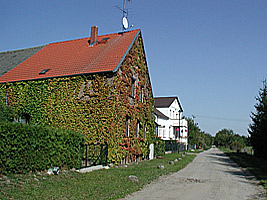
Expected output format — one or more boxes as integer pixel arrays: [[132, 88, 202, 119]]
[[0, 153, 196, 200], [222, 150, 267, 191]]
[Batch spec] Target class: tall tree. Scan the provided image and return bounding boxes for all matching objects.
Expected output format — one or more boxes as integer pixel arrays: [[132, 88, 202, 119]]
[[249, 80, 267, 159]]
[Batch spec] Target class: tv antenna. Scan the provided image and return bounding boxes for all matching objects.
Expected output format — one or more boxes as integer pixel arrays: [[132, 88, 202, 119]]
[[116, 0, 133, 31]]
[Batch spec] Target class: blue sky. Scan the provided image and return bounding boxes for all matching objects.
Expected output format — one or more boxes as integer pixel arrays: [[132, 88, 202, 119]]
[[1, 0, 266, 136]]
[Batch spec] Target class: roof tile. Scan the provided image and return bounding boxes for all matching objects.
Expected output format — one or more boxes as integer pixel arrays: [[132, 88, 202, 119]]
[[0, 29, 140, 83]]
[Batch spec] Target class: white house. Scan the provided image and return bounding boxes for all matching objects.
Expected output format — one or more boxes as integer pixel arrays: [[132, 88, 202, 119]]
[[154, 97, 188, 146]]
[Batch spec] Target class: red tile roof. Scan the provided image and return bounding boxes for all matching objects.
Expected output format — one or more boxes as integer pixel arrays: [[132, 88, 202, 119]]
[[0, 29, 140, 83]]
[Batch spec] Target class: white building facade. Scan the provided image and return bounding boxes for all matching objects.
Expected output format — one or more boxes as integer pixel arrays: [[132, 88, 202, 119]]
[[154, 97, 188, 146]]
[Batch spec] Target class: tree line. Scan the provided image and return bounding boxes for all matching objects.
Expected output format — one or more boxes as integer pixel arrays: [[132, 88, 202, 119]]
[[214, 128, 248, 151], [186, 117, 213, 149]]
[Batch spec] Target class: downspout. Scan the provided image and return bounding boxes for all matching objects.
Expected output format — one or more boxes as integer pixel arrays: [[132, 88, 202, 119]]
[[5, 86, 8, 105]]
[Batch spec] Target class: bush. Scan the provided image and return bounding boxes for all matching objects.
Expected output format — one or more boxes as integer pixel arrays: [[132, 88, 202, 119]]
[[154, 136, 165, 156], [230, 141, 244, 152], [0, 121, 85, 174]]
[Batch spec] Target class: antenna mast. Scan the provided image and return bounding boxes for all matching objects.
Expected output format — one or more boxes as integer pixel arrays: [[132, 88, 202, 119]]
[[123, 0, 125, 18], [117, 0, 132, 31]]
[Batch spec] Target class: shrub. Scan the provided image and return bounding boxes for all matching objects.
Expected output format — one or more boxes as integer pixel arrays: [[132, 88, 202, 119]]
[[0, 121, 85, 174], [154, 136, 165, 156], [230, 141, 244, 152]]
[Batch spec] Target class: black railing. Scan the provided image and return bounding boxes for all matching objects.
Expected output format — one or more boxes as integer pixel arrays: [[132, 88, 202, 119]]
[[165, 140, 186, 153], [81, 143, 108, 168]]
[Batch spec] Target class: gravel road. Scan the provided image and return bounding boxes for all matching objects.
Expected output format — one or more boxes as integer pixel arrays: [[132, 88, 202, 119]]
[[122, 148, 266, 200]]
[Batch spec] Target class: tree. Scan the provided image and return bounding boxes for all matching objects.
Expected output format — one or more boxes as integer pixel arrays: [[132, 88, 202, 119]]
[[214, 128, 246, 151], [249, 80, 267, 159], [186, 117, 213, 149], [214, 129, 234, 147]]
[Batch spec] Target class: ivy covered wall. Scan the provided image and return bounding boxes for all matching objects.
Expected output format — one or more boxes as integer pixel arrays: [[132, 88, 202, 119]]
[[0, 33, 155, 164]]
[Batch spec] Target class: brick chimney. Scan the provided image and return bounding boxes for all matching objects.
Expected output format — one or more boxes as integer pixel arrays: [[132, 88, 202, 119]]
[[90, 26, 98, 46]]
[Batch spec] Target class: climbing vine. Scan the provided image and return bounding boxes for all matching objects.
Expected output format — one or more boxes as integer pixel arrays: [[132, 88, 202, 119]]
[[0, 34, 155, 164]]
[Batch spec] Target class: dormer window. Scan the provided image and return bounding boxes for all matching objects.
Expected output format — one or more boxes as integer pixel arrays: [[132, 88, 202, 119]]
[[39, 69, 50, 75]]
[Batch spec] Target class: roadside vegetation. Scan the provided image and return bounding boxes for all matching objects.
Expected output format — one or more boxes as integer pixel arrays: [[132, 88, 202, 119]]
[[214, 128, 248, 152], [220, 149, 267, 192], [186, 117, 213, 149], [0, 152, 196, 200]]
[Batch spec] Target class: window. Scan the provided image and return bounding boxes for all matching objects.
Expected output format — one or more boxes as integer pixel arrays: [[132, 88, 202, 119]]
[[139, 86, 144, 102], [16, 113, 30, 124], [144, 123, 147, 138], [125, 116, 131, 137], [131, 77, 136, 98], [163, 129, 166, 138], [135, 120, 140, 137], [159, 129, 162, 138]]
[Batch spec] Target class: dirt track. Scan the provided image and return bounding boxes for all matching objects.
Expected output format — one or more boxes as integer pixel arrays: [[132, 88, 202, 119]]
[[122, 148, 266, 200]]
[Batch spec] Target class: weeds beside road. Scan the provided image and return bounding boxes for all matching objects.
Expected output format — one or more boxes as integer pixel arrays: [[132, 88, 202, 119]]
[[0, 152, 196, 200], [222, 149, 267, 192]]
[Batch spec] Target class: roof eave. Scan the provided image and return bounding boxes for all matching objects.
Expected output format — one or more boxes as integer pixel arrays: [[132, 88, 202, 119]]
[[0, 70, 115, 84]]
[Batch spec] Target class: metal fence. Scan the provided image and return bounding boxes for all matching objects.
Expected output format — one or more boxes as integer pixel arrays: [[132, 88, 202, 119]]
[[81, 143, 108, 168], [188, 144, 197, 150], [165, 140, 186, 153], [240, 146, 254, 155]]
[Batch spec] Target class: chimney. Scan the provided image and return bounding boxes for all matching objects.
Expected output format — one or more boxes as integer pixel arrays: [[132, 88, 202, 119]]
[[90, 26, 98, 46]]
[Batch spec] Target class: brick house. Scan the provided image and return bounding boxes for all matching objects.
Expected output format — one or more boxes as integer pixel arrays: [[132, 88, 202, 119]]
[[0, 27, 155, 164]]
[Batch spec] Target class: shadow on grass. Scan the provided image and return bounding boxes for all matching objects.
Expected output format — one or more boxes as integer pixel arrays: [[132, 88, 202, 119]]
[[225, 152, 267, 190]]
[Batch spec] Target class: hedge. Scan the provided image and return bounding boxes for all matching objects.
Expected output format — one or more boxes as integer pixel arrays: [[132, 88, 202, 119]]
[[0, 121, 85, 174], [154, 136, 165, 156]]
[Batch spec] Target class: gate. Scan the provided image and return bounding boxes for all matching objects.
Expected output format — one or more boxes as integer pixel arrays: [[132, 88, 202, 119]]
[[81, 143, 108, 168]]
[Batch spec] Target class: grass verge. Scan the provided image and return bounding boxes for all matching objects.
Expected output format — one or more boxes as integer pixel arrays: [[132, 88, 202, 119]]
[[222, 149, 267, 191], [0, 152, 196, 200]]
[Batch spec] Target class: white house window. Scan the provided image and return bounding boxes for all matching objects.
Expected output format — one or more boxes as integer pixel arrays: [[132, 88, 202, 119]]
[[159, 129, 162, 138], [163, 129, 166, 138]]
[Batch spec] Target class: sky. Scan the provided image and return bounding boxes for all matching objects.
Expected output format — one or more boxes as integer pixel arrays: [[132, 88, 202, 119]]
[[1, 0, 266, 136]]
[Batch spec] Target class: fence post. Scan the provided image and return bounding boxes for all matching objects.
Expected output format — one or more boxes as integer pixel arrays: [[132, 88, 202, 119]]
[[105, 143, 108, 165], [100, 144, 103, 165], [85, 144, 88, 167]]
